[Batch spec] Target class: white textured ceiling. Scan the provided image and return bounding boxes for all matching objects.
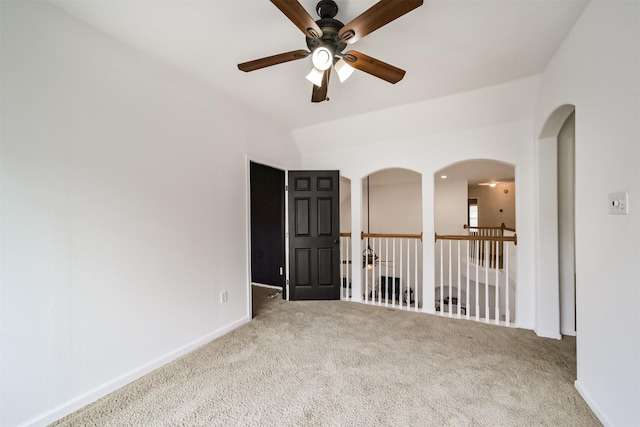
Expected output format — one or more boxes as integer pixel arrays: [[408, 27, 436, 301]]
[[51, 0, 588, 131]]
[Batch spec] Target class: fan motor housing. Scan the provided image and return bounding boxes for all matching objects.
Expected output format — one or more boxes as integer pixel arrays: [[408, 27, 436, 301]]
[[306, 19, 346, 52], [306, 0, 346, 56]]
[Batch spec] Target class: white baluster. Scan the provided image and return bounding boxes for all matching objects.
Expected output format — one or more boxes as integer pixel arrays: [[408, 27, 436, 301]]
[[399, 238, 404, 309], [391, 237, 398, 307], [475, 237, 480, 321], [505, 241, 510, 325], [485, 240, 490, 322], [376, 237, 381, 305], [341, 237, 345, 300], [457, 240, 461, 318], [448, 240, 452, 317], [347, 237, 351, 300], [466, 240, 470, 319], [378, 237, 383, 305], [408, 239, 411, 310], [414, 239, 419, 311], [365, 237, 369, 304], [384, 238, 389, 306], [495, 239, 500, 324], [346, 237, 350, 300], [440, 240, 445, 314]]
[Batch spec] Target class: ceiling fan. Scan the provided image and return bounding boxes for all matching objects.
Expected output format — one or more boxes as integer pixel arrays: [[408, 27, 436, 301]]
[[237, 0, 423, 103]]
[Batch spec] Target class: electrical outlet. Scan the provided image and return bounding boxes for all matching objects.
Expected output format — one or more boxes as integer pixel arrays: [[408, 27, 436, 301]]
[[220, 291, 228, 303], [608, 191, 629, 215]]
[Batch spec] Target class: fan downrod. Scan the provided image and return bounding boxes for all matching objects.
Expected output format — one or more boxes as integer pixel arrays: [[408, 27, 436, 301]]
[[316, 0, 338, 19]]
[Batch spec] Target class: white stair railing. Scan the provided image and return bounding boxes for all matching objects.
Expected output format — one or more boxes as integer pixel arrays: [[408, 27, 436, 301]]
[[340, 233, 352, 301], [435, 231, 517, 326], [361, 232, 423, 312]]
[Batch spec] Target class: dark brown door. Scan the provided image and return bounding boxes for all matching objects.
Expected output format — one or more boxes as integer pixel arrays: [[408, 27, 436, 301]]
[[250, 162, 285, 288], [288, 170, 340, 300]]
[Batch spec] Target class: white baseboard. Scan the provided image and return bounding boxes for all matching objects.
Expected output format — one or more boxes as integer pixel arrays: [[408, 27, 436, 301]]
[[533, 327, 562, 340], [20, 316, 250, 427], [575, 380, 613, 427], [513, 321, 535, 331]]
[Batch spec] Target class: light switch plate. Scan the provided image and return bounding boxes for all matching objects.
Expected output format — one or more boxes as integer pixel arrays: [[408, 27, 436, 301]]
[[608, 191, 629, 215]]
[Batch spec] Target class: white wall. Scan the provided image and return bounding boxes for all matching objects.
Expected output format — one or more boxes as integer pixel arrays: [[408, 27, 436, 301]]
[[469, 182, 516, 228], [533, 2, 640, 425], [0, 2, 300, 426], [340, 176, 352, 233], [297, 76, 539, 329], [435, 179, 468, 235], [365, 170, 422, 234]]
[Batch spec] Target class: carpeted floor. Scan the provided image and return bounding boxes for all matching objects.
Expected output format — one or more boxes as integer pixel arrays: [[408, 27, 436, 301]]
[[52, 286, 601, 426]]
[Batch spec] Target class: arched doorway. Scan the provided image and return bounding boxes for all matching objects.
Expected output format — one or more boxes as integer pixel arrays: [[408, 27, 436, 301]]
[[537, 104, 576, 338], [557, 112, 576, 336]]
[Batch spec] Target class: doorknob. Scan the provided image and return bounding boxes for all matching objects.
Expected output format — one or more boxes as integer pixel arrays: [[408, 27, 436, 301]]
[[334, 239, 339, 245]]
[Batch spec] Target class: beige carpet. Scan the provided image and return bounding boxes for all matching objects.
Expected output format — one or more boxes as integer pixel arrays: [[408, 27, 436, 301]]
[[52, 286, 601, 426]]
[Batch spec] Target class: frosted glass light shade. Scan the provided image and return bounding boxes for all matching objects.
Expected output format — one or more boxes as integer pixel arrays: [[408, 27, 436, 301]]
[[335, 58, 355, 83], [306, 67, 324, 87]]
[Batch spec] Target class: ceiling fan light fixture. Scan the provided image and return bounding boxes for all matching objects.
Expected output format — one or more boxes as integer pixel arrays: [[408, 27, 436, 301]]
[[311, 46, 334, 71], [237, 0, 423, 102], [306, 67, 325, 87], [335, 58, 355, 83]]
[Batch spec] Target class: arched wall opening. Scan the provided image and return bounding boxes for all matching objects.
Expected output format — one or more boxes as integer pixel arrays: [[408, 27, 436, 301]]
[[435, 159, 516, 233], [536, 104, 576, 339], [434, 159, 517, 322], [348, 168, 423, 307], [362, 168, 423, 235]]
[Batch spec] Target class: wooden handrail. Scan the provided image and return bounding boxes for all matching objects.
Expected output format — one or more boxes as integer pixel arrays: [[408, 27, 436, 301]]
[[464, 223, 515, 232], [361, 231, 423, 241], [465, 224, 498, 230], [340, 232, 352, 237], [436, 233, 517, 245]]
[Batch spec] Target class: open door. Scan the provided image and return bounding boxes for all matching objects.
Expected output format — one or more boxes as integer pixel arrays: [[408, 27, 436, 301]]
[[250, 162, 285, 288], [288, 170, 341, 300]]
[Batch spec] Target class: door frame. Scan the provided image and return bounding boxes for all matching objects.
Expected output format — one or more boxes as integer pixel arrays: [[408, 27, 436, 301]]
[[287, 170, 341, 301], [246, 159, 343, 317], [245, 156, 289, 319], [249, 161, 286, 289]]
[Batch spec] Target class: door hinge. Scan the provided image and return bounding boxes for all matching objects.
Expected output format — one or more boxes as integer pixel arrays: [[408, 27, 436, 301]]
[[285, 185, 288, 191]]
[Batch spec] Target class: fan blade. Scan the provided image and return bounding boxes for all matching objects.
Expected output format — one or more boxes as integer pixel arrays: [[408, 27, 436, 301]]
[[271, 0, 323, 39], [338, 0, 423, 44], [311, 68, 331, 103], [342, 51, 406, 84], [238, 50, 309, 72]]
